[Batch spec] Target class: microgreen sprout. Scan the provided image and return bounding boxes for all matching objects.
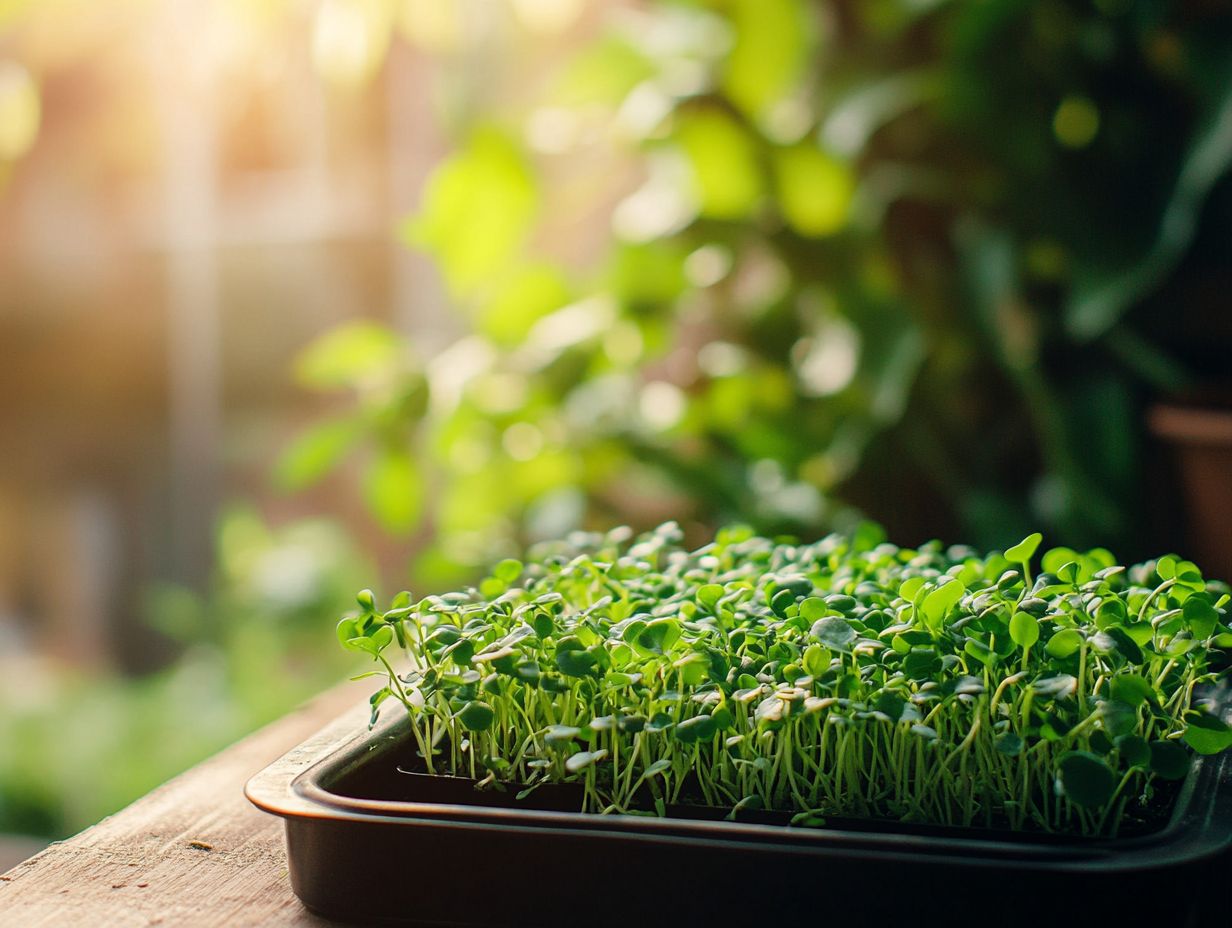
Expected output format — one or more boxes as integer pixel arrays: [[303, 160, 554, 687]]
[[339, 523, 1232, 836]]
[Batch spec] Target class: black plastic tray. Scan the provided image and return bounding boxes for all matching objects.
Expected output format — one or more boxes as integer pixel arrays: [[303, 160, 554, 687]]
[[247, 704, 1232, 926]]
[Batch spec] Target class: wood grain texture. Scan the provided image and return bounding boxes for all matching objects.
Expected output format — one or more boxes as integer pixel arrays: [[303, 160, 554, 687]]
[[0, 681, 367, 927]]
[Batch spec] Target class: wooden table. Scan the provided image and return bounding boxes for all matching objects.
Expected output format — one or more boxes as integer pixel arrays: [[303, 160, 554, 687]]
[[0, 681, 367, 926]]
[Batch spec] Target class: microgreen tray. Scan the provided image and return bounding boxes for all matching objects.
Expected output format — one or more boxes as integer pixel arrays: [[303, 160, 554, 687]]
[[248, 702, 1232, 928]]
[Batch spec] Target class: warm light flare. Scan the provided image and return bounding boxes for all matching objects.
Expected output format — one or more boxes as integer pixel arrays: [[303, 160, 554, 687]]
[[0, 60, 39, 161]]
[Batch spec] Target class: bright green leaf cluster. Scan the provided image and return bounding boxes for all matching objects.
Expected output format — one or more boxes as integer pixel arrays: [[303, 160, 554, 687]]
[[343, 524, 1231, 836]]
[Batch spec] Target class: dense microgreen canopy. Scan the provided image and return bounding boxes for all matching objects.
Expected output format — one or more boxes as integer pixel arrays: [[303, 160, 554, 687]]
[[340, 523, 1231, 836]]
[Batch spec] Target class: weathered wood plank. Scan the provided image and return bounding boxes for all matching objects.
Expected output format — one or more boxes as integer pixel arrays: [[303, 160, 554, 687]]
[[0, 681, 368, 926]]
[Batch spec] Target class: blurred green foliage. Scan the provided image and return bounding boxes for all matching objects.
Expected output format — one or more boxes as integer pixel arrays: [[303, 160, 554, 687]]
[[0, 511, 367, 837], [288, 0, 1232, 582]]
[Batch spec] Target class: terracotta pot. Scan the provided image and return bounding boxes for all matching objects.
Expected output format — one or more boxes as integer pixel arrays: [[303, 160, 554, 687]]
[[1148, 403, 1232, 582]]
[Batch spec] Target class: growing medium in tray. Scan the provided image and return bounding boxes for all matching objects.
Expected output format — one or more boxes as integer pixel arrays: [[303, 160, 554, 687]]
[[337, 523, 1232, 837]]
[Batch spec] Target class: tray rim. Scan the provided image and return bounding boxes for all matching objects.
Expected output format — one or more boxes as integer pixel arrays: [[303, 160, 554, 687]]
[[246, 698, 1232, 873]]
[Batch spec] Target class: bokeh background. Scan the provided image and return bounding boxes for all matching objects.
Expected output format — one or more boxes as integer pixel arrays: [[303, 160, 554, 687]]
[[2, 0, 1231, 861]]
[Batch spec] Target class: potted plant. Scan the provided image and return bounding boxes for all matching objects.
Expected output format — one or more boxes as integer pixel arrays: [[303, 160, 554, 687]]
[[248, 522, 1231, 926], [1149, 393, 1232, 583]]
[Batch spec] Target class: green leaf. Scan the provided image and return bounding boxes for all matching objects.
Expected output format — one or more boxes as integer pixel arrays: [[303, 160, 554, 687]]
[[675, 107, 763, 220], [1054, 562, 1080, 585], [1041, 547, 1081, 577], [635, 618, 681, 655], [642, 758, 671, 779], [1032, 674, 1077, 700], [457, 701, 495, 732], [799, 597, 828, 621], [790, 810, 828, 828], [902, 648, 941, 681], [875, 691, 906, 722], [1094, 598, 1127, 630], [369, 686, 391, 726], [1009, 610, 1040, 650], [1040, 712, 1072, 741], [673, 652, 708, 687], [646, 712, 674, 733], [545, 725, 581, 746], [1100, 699, 1137, 738], [275, 418, 363, 490], [802, 643, 831, 677], [1149, 740, 1191, 780], [1115, 735, 1150, 768], [532, 612, 554, 640], [1094, 731, 1117, 757], [994, 732, 1024, 756], [964, 638, 996, 667], [1109, 674, 1154, 708], [479, 580, 506, 604], [899, 576, 926, 601], [921, 579, 965, 626], [1183, 594, 1219, 640], [427, 625, 462, 647], [403, 127, 537, 297], [675, 714, 717, 744], [773, 144, 853, 237], [1183, 712, 1232, 755], [621, 618, 647, 645], [555, 646, 596, 678], [477, 263, 569, 346], [1044, 628, 1083, 660], [552, 34, 654, 108], [542, 724, 579, 744], [493, 559, 523, 584], [721, 0, 811, 122], [1174, 560, 1205, 590], [446, 638, 475, 667], [345, 624, 392, 658], [754, 695, 786, 724], [1102, 627, 1144, 665], [1055, 752, 1115, 808], [1005, 533, 1043, 565], [363, 448, 423, 535], [770, 588, 797, 617], [696, 584, 724, 611], [810, 616, 857, 652], [565, 749, 608, 773], [336, 617, 362, 649], [294, 322, 403, 389]]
